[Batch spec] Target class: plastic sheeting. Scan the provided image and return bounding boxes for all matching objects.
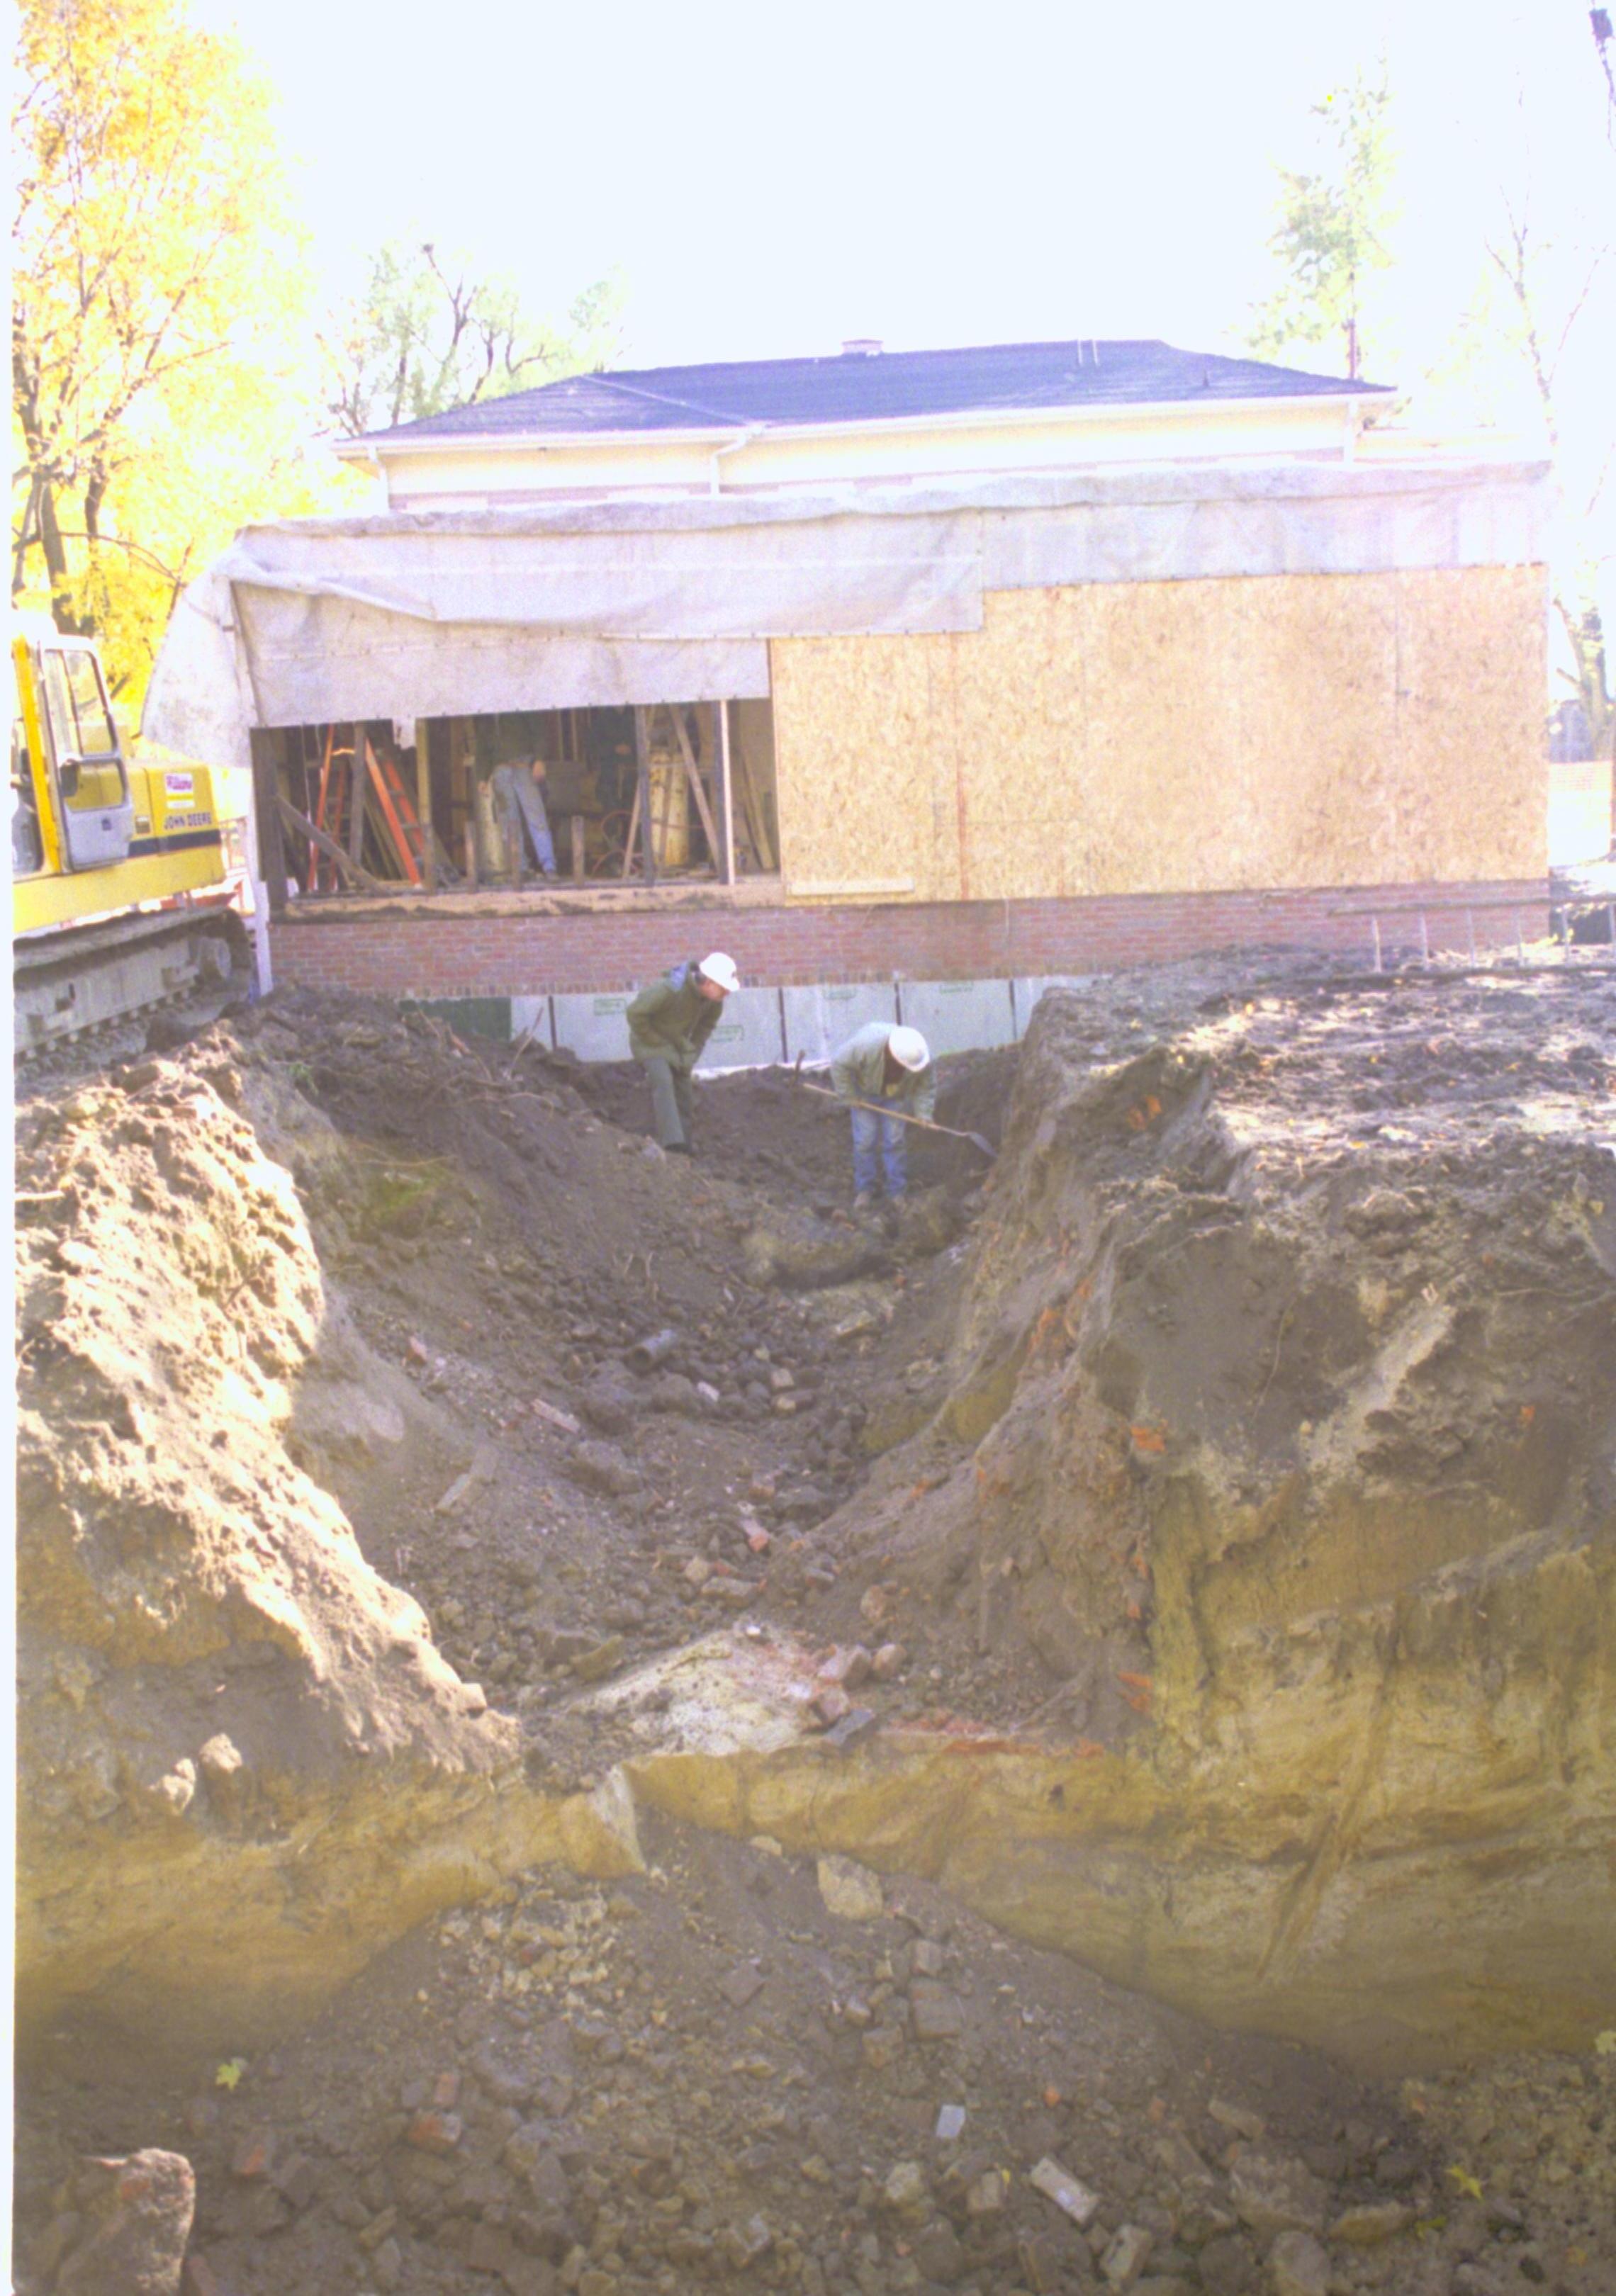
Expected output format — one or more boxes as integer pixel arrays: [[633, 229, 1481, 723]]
[[143, 458, 1549, 778]]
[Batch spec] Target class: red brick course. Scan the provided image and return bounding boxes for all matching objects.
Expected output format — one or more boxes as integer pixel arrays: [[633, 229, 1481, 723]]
[[269, 880, 1550, 1000]]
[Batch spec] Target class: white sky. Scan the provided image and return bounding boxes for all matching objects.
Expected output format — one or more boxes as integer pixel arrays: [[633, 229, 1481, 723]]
[[196, 0, 1612, 617], [191, 0, 1610, 366]]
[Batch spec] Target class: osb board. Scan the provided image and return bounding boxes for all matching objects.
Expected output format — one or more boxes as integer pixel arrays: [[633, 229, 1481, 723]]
[[768, 565, 1547, 901], [770, 633, 960, 897]]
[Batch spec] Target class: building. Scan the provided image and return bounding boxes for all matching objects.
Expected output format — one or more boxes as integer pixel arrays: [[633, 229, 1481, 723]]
[[144, 337, 1549, 1059]]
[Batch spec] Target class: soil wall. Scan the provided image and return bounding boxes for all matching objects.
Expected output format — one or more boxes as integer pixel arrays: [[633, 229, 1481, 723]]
[[808, 972, 1615, 2064]]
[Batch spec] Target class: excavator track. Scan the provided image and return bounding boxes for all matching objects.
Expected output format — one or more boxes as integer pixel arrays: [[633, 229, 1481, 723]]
[[13, 904, 249, 1064]]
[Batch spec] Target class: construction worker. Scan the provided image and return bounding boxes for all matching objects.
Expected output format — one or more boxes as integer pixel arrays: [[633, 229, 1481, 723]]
[[490, 756, 558, 878], [627, 952, 740, 1154], [829, 1021, 934, 1206]]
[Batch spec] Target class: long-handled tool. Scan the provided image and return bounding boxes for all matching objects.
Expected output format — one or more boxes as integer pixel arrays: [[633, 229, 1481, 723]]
[[793, 1057, 994, 1157]]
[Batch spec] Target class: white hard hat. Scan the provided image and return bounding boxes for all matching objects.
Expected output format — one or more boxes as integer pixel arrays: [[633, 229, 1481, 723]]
[[698, 951, 739, 993], [888, 1025, 929, 1071]]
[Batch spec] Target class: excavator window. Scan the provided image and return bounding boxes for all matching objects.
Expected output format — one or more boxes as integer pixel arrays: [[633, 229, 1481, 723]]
[[63, 646, 119, 755], [43, 646, 126, 811], [10, 697, 44, 876]]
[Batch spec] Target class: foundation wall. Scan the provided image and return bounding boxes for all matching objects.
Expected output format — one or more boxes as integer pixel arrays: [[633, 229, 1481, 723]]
[[268, 877, 1549, 1011], [768, 568, 1548, 903]]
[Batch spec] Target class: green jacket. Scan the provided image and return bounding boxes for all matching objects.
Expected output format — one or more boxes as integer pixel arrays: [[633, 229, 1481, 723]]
[[627, 961, 723, 1071], [829, 1021, 936, 1124]]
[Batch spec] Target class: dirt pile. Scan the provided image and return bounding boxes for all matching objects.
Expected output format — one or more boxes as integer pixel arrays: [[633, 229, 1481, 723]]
[[13, 1034, 643, 2056], [801, 963, 1616, 2065], [13, 996, 981, 2057]]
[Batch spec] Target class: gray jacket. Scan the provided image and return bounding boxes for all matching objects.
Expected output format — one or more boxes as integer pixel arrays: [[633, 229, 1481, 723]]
[[829, 1022, 936, 1124]]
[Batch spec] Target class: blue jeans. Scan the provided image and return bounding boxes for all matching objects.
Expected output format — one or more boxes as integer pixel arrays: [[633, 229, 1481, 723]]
[[851, 1104, 907, 1197], [492, 764, 557, 874]]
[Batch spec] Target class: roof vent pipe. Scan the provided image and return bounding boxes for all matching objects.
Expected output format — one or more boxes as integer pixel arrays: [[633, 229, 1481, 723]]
[[841, 338, 882, 356]]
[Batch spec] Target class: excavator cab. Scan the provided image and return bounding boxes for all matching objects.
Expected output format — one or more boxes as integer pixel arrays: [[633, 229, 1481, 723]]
[[35, 636, 135, 867]]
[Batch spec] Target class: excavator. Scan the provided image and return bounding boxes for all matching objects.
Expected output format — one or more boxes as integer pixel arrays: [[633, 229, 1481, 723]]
[[11, 616, 250, 1053]]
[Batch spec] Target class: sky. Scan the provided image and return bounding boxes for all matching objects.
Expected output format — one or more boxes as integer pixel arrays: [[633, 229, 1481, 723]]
[[191, 0, 1610, 373], [194, 0, 1612, 616]]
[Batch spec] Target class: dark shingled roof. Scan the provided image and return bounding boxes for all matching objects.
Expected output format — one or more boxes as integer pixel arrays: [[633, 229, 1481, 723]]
[[357, 337, 1390, 446]]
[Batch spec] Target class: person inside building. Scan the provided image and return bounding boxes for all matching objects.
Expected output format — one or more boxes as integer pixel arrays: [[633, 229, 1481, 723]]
[[829, 1021, 935, 1207], [490, 755, 558, 878], [627, 952, 740, 1154]]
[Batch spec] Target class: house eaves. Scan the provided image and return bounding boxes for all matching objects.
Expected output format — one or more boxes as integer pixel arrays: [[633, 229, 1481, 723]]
[[332, 391, 1373, 465]]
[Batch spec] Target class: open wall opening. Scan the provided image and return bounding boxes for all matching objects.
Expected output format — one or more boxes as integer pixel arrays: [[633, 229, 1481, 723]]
[[252, 699, 779, 907]]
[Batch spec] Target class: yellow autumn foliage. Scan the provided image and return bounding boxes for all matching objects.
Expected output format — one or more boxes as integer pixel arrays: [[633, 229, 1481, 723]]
[[11, 0, 365, 709]]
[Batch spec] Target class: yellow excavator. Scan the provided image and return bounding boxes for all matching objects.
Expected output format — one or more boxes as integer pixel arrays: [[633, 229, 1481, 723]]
[[11, 617, 250, 1053]]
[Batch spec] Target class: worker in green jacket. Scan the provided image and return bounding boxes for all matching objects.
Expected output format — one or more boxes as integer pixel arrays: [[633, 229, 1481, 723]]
[[829, 1021, 934, 1205], [627, 952, 740, 1154]]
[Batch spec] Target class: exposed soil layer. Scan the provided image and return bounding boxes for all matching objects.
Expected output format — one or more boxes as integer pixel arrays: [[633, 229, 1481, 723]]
[[790, 960, 1616, 2066], [13, 954, 1616, 2296]]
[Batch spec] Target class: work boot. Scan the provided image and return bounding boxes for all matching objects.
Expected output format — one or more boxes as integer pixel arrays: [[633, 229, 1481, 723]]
[[667, 1142, 692, 1157], [852, 1189, 873, 1211]]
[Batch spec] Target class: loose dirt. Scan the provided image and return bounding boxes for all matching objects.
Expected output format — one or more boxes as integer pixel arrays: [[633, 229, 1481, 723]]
[[13, 955, 1616, 2296]]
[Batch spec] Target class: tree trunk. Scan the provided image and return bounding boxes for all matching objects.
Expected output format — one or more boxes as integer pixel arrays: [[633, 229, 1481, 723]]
[[35, 478, 86, 634]]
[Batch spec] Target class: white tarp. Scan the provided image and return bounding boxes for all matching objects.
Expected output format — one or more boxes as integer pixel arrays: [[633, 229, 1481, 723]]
[[144, 458, 1550, 780]]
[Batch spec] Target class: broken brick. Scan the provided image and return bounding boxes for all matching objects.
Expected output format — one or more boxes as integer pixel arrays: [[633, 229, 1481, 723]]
[[405, 2110, 463, 2155]]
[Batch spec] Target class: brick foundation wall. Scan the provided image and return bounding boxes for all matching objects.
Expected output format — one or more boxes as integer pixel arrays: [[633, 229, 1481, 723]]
[[267, 879, 1551, 1000]]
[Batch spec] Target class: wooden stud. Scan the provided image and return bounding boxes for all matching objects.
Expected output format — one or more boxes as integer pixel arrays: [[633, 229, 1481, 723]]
[[668, 704, 722, 870], [633, 704, 656, 887], [347, 725, 369, 867], [464, 817, 479, 890], [252, 729, 288, 914], [731, 716, 775, 872], [571, 812, 587, 882], [714, 701, 736, 886], [414, 719, 436, 891], [313, 724, 337, 890], [619, 774, 641, 880]]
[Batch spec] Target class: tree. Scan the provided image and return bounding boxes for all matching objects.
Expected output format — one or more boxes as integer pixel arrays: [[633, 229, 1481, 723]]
[[318, 244, 625, 439], [11, 0, 336, 697], [1483, 200, 1613, 761], [1248, 67, 1397, 379]]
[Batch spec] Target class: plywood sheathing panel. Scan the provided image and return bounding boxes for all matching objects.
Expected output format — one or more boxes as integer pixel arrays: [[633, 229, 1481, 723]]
[[1389, 565, 1548, 882], [769, 634, 944, 896], [768, 565, 1547, 901]]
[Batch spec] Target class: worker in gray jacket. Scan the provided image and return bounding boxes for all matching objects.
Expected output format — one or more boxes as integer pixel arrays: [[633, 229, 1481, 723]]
[[829, 1021, 934, 1205], [627, 952, 739, 1154]]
